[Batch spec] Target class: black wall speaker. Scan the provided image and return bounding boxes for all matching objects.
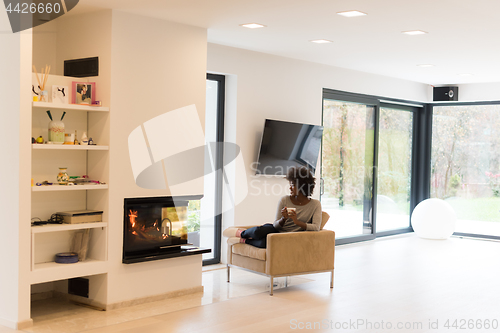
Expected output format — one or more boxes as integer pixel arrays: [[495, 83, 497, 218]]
[[64, 57, 99, 77], [433, 86, 458, 101]]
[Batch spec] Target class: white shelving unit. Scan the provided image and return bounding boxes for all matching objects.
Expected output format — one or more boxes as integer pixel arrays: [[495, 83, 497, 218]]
[[32, 222, 108, 233], [32, 184, 109, 192], [31, 260, 109, 284], [32, 145, 109, 150], [31, 222, 108, 283], [30, 79, 110, 286], [32, 101, 109, 112]]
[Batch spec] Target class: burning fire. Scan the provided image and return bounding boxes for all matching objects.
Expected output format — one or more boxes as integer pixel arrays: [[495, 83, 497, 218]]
[[128, 210, 137, 228], [128, 210, 169, 241]]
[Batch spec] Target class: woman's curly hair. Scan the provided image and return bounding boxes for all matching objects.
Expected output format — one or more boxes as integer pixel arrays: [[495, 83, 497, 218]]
[[286, 166, 316, 197]]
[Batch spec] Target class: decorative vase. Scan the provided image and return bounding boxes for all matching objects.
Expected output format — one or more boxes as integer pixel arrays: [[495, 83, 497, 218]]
[[57, 167, 69, 185], [48, 120, 65, 143], [81, 131, 88, 145]]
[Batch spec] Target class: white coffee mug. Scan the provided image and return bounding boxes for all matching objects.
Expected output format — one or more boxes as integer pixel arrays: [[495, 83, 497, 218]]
[[287, 207, 296, 214]]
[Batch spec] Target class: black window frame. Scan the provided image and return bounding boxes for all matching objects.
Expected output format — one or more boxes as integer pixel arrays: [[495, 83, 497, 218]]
[[203, 73, 226, 265], [323, 90, 500, 244], [322, 89, 426, 245]]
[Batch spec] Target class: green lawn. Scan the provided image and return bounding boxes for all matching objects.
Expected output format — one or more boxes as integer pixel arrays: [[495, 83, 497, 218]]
[[443, 197, 500, 222], [324, 196, 500, 222]]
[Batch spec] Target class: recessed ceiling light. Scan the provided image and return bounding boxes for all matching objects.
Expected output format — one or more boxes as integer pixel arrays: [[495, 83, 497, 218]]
[[240, 23, 266, 29], [337, 10, 367, 17], [417, 64, 435, 67], [402, 30, 428, 35], [310, 39, 333, 44]]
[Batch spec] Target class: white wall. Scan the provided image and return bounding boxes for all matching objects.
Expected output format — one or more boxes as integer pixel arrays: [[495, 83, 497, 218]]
[[0, 12, 32, 329], [56, 11, 112, 107], [108, 11, 207, 304], [455, 83, 500, 102], [0, 11, 21, 327], [32, 20, 57, 75], [207, 43, 429, 263]]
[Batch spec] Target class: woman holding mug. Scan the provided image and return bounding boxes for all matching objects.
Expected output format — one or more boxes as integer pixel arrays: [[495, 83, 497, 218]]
[[224, 166, 322, 248]]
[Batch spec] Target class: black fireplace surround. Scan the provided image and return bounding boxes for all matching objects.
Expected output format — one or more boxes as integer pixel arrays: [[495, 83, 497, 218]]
[[122, 195, 210, 264]]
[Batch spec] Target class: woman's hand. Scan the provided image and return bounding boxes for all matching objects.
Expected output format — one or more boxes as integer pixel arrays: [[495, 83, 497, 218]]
[[288, 210, 298, 223], [281, 207, 289, 219]]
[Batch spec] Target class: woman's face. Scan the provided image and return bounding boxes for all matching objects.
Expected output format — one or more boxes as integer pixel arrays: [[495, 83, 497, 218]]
[[289, 181, 298, 196]]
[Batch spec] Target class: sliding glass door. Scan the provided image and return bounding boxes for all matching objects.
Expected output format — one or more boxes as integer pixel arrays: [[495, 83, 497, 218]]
[[376, 105, 414, 232], [321, 97, 376, 241], [321, 90, 420, 243]]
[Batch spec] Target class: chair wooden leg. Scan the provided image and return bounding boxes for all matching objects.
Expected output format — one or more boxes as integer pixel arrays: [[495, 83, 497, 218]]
[[227, 265, 230, 282], [270, 277, 274, 296], [330, 270, 334, 288]]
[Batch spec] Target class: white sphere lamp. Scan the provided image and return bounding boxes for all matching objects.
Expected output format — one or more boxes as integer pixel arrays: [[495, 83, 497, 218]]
[[411, 198, 457, 239]]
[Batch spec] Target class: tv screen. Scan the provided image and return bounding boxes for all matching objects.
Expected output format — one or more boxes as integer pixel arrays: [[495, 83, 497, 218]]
[[255, 119, 323, 175]]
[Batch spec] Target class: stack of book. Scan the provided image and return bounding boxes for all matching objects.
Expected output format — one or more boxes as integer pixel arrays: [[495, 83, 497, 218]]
[[56, 210, 103, 224]]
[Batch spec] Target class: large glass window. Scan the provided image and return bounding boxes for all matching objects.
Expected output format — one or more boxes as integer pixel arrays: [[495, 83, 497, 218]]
[[431, 105, 500, 237], [376, 106, 413, 231]]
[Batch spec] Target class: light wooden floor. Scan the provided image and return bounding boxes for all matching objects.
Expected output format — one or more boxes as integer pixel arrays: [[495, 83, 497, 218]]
[[2, 234, 499, 333]]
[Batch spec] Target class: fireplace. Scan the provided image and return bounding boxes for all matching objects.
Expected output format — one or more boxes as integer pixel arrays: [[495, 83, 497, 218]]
[[123, 195, 207, 263]]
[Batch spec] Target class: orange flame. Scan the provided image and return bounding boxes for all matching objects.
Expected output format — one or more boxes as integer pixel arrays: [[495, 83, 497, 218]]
[[128, 210, 138, 228]]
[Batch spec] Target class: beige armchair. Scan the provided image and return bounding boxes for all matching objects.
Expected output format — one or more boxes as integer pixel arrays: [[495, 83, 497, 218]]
[[226, 212, 335, 295]]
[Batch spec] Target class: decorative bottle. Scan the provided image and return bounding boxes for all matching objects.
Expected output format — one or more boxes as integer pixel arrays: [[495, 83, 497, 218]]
[[81, 132, 88, 145], [40, 90, 48, 102], [57, 167, 69, 185]]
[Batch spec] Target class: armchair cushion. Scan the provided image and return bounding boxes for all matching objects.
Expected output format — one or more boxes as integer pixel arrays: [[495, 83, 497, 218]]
[[232, 243, 266, 261]]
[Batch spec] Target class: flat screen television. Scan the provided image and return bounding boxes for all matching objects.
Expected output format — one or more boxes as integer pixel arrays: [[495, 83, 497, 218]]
[[255, 119, 324, 175]]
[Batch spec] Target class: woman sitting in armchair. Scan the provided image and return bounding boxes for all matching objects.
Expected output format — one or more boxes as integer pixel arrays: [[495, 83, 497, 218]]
[[224, 166, 322, 248]]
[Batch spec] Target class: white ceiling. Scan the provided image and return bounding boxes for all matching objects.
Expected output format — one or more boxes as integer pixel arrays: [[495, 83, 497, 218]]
[[73, 0, 500, 85]]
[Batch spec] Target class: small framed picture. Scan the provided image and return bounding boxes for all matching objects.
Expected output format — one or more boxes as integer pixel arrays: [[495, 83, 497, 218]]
[[72, 81, 95, 105], [52, 85, 69, 104]]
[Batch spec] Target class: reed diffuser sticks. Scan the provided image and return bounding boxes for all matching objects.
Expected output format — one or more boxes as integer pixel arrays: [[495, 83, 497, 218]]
[[33, 65, 51, 101]]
